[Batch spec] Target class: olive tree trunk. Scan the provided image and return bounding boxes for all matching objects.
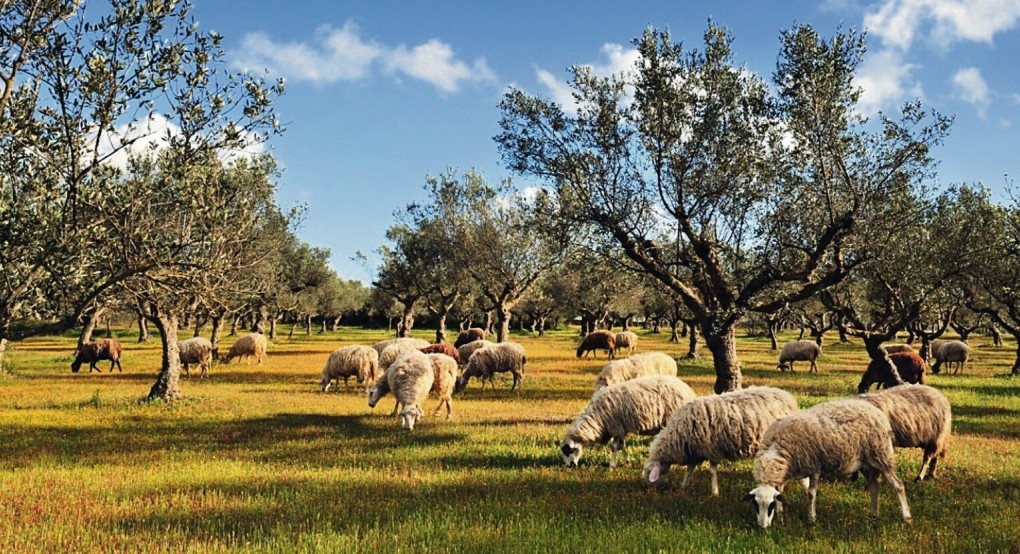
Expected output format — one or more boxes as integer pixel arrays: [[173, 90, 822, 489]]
[[136, 312, 150, 343], [495, 305, 512, 343], [147, 313, 183, 401], [701, 323, 742, 394], [76, 307, 107, 353]]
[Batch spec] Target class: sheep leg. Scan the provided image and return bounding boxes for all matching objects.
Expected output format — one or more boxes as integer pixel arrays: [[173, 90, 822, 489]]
[[390, 400, 401, 417], [708, 461, 719, 496], [916, 447, 936, 481], [882, 469, 912, 523], [679, 463, 697, 489], [201, 363, 208, 379], [510, 371, 521, 392], [807, 475, 818, 523], [864, 469, 880, 517]]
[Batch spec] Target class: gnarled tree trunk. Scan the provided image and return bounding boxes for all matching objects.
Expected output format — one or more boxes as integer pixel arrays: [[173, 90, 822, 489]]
[[147, 312, 183, 401], [701, 322, 742, 394], [136, 312, 149, 343]]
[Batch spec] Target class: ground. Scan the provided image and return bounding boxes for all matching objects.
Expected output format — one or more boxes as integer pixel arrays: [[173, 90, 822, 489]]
[[0, 327, 1018, 552]]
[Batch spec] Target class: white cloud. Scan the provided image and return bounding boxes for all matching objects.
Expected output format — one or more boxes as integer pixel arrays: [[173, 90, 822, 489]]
[[98, 113, 182, 169], [952, 67, 990, 115], [853, 48, 922, 113], [534, 43, 639, 114], [232, 20, 495, 93], [865, 0, 1020, 50], [535, 68, 576, 109]]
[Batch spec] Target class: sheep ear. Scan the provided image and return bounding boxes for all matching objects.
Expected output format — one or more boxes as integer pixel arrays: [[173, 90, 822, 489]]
[[775, 494, 786, 505], [742, 493, 756, 503], [560, 444, 573, 457]]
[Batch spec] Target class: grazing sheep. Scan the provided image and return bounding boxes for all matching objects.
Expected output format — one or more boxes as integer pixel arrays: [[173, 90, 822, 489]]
[[594, 352, 677, 390], [368, 367, 400, 416], [220, 333, 267, 365], [643, 386, 799, 496], [71, 339, 124, 373], [457, 339, 494, 367], [614, 331, 639, 357], [858, 351, 926, 393], [426, 353, 458, 419], [387, 351, 435, 431], [576, 330, 616, 359], [746, 398, 912, 528], [320, 345, 379, 393], [454, 342, 527, 393], [561, 375, 697, 468], [882, 343, 914, 355], [454, 327, 487, 348], [860, 384, 952, 482], [178, 337, 213, 378], [931, 340, 970, 375], [379, 341, 430, 373], [420, 343, 461, 364], [371, 337, 430, 357], [777, 340, 821, 373]]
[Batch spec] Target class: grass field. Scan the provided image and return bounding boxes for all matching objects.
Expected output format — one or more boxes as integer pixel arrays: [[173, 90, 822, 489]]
[[1, 326, 1019, 553]]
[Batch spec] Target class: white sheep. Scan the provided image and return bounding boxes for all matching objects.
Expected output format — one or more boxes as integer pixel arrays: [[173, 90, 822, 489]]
[[776, 340, 821, 373], [643, 386, 799, 496], [931, 340, 970, 374], [385, 351, 435, 431], [320, 345, 379, 393], [746, 398, 912, 528], [455, 342, 526, 393], [882, 343, 914, 355], [371, 337, 430, 357], [595, 352, 677, 390], [561, 375, 697, 468], [379, 341, 430, 373], [426, 352, 458, 419], [220, 333, 267, 365], [178, 337, 213, 378], [614, 331, 639, 357], [457, 339, 494, 367], [859, 384, 952, 481]]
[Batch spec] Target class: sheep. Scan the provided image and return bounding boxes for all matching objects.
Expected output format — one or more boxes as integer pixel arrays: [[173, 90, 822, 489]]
[[420, 343, 461, 364], [560, 375, 697, 468], [220, 333, 267, 365], [882, 343, 914, 355], [859, 384, 952, 482], [454, 342, 526, 393], [320, 345, 379, 393], [454, 327, 487, 348], [931, 340, 970, 375], [776, 340, 821, 373], [643, 386, 799, 496], [379, 341, 431, 373], [858, 351, 926, 393], [457, 339, 494, 367], [71, 339, 124, 373], [576, 330, 616, 359], [178, 337, 213, 378], [594, 352, 677, 390], [426, 352, 458, 419], [386, 351, 435, 431], [371, 337, 430, 357], [746, 398, 912, 528], [614, 331, 639, 357]]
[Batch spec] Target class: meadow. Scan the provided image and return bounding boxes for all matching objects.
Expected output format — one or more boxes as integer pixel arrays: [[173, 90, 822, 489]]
[[1, 326, 1018, 553]]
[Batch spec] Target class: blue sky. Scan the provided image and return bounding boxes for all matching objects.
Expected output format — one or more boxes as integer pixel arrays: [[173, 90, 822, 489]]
[[186, 0, 1020, 282]]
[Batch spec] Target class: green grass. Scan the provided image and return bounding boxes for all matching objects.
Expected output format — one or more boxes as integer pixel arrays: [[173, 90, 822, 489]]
[[1, 327, 1018, 553]]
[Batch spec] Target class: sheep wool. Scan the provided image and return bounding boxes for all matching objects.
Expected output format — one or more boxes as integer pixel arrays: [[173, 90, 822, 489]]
[[372, 337, 430, 357], [321, 345, 379, 392], [858, 351, 926, 393], [221, 333, 267, 365], [71, 339, 124, 373], [747, 398, 911, 528], [387, 351, 435, 431], [931, 340, 970, 375], [454, 328, 487, 348], [561, 375, 697, 468], [643, 386, 799, 496], [576, 330, 616, 359], [455, 342, 526, 393], [426, 353, 458, 419], [420, 343, 461, 364], [776, 340, 821, 373], [379, 341, 430, 372], [457, 339, 494, 366], [614, 331, 639, 357], [860, 384, 952, 481], [178, 337, 213, 378], [595, 352, 677, 390], [882, 344, 914, 355]]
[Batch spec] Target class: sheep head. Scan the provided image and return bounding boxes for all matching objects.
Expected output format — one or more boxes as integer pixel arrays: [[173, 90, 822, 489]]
[[400, 405, 423, 431], [746, 485, 785, 528], [560, 440, 583, 467]]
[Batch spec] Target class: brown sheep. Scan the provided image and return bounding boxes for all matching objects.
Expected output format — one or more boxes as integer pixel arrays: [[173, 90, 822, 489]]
[[220, 333, 268, 365], [420, 343, 461, 364], [857, 351, 926, 393], [454, 328, 486, 348], [576, 330, 616, 359], [71, 339, 123, 373]]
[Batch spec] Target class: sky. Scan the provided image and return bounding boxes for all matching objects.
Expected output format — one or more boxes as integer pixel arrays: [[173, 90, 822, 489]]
[[182, 0, 1020, 283]]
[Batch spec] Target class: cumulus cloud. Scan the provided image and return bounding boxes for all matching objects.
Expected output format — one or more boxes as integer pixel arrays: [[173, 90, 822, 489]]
[[98, 113, 265, 169], [232, 20, 495, 93], [853, 48, 922, 113], [865, 0, 1020, 50], [952, 67, 991, 115], [534, 43, 639, 114]]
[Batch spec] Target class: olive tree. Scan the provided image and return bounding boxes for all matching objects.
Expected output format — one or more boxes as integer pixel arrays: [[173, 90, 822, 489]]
[[497, 24, 950, 392]]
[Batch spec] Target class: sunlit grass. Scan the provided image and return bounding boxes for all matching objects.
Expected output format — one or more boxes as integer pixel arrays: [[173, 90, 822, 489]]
[[0, 326, 1018, 552]]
